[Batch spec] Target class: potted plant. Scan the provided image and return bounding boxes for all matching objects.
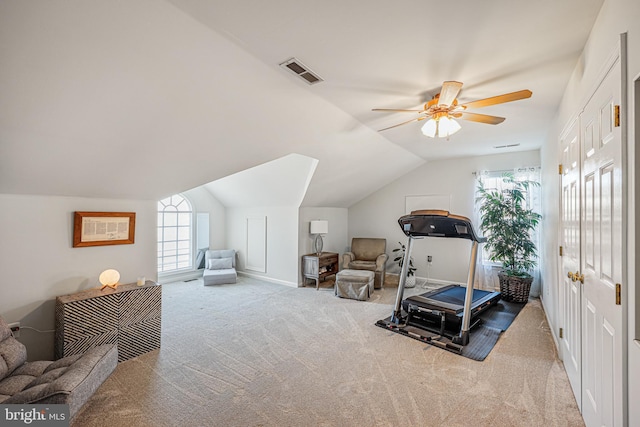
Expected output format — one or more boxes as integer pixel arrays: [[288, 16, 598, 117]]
[[393, 241, 417, 288], [476, 174, 541, 302]]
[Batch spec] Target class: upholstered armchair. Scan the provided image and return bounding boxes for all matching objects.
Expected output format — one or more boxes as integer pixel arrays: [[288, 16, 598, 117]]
[[343, 238, 388, 289]]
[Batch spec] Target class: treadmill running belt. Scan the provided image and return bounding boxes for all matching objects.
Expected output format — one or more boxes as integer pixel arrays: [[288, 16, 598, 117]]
[[403, 285, 501, 316], [421, 286, 490, 305]]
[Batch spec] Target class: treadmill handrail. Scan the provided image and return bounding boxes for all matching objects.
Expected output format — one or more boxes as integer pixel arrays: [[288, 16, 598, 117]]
[[398, 210, 486, 243]]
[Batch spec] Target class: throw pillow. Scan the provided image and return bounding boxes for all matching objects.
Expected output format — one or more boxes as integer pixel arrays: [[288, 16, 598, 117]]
[[207, 257, 233, 270]]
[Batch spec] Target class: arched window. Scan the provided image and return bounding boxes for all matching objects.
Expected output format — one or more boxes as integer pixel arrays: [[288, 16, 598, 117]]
[[157, 194, 193, 273]]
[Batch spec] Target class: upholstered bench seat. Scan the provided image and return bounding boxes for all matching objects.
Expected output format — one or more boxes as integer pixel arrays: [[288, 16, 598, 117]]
[[335, 269, 375, 301], [0, 316, 117, 420]]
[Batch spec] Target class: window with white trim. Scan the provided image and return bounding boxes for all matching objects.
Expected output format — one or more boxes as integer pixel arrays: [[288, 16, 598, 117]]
[[474, 167, 542, 291], [476, 168, 541, 265], [157, 194, 193, 273]]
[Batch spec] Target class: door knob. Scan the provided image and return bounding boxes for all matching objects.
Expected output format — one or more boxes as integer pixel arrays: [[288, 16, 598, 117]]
[[567, 271, 583, 283]]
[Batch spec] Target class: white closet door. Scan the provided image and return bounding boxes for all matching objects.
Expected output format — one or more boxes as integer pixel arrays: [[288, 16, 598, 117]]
[[580, 53, 623, 427], [560, 117, 582, 406]]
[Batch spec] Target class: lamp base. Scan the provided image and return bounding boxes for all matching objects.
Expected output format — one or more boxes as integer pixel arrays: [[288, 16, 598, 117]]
[[314, 234, 324, 255]]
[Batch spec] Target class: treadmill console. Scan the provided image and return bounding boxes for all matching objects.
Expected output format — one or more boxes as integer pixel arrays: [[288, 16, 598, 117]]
[[398, 210, 486, 243]]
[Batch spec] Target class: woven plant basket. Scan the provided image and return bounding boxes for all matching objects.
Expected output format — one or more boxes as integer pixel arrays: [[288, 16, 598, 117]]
[[405, 275, 416, 288], [498, 272, 533, 303]]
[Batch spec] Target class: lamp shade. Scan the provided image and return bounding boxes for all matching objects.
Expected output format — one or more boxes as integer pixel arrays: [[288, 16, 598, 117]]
[[421, 116, 461, 138], [310, 220, 328, 234], [99, 269, 120, 290]]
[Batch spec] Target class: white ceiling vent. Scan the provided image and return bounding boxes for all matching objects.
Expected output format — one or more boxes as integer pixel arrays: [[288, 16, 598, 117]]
[[493, 143, 520, 149], [279, 58, 323, 85]]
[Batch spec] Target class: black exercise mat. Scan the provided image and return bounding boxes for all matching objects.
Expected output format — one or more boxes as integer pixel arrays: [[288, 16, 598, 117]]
[[376, 300, 527, 361], [463, 300, 526, 360]]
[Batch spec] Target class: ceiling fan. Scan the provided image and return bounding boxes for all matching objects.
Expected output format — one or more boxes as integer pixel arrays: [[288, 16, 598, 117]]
[[372, 81, 532, 138]]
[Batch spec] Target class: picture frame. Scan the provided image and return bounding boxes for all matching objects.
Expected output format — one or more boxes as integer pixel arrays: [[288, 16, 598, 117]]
[[73, 211, 136, 247]]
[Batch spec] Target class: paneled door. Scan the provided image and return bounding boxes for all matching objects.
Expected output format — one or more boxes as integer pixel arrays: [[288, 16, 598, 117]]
[[579, 54, 623, 427], [560, 117, 582, 405]]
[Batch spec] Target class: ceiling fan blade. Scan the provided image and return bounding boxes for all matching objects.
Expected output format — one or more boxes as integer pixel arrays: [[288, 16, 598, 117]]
[[372, 108, 425, 113], [456, 112, 505, 124], [460, 89, 532, 109], [377, 116, 427, 131], [438, 81, 463, 107]]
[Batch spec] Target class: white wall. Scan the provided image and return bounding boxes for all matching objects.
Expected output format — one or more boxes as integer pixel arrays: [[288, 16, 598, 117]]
[[349, 150, 540, 285], [298, 207, 349, 282], [226, 206, 299, 286], [0, 194, 156, 361], [540, 0, 640, 421]]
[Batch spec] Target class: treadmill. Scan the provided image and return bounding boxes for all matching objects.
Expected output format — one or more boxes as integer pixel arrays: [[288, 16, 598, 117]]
[[376, 210, 501, 353]]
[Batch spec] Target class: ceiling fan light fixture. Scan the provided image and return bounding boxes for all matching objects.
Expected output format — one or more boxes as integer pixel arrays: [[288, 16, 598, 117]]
[[421, 118, 438, 137], [421, 116, 461, 138], [373, 81, 532, 135]]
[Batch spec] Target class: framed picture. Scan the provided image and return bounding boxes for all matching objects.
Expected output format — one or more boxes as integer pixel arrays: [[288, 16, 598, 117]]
[[73, 211, 136, 247]]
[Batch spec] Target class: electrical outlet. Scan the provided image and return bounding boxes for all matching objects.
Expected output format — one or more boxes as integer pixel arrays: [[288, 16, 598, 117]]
[[427, 255, 433, 263], [8, 322, 20, 338]]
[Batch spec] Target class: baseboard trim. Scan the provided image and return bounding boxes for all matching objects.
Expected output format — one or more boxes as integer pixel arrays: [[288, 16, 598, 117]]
[[418, 276, 459, 286], [540, 295, 561, 356], [237, 271, 298, 288], [158, 269, 202, 284]]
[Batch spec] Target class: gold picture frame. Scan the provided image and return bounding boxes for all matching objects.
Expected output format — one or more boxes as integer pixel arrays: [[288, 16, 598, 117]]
[[73, 211, 136, 247]]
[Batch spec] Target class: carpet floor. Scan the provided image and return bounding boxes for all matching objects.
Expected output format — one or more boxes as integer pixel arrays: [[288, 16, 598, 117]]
[[72, 276, 584, 427]]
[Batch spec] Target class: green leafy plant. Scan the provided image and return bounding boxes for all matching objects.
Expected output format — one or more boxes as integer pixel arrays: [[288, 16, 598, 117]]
[[476, 174, 541, 278], [393, 242, 416, 277]]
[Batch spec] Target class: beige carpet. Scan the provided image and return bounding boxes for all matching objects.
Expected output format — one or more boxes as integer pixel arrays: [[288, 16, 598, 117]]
[[72, 276, 584, 427]]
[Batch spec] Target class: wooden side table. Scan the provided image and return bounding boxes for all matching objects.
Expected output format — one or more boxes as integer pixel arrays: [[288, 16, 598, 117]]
[[55, 281, 161, 362], [302, 252, 339, 289]]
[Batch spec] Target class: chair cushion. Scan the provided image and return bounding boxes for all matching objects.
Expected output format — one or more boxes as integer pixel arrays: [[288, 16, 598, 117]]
[[203, 268, 237, 286], [205, 249, 236, 267], [0, 361, 52, 401], [0, 317, 27, 382], [207, 257, 233, 270], [351, 238, 386, 261], [348, 260, 377, 271]]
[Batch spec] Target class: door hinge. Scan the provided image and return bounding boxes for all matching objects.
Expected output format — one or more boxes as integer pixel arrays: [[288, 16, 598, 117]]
[[615, 283, 621, 305], [559, 246, 563, 257], [559, 328, 564, 339], [559, 164, 563, 175], [614, 105, 621, 127]]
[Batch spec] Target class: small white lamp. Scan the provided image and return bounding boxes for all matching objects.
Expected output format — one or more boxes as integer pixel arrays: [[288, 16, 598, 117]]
[[99, 269, 120, 290], [310, 220, 328, 255]]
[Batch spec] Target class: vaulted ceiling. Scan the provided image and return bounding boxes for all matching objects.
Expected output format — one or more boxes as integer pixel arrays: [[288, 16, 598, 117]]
[[0, 0, 604, 207]]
